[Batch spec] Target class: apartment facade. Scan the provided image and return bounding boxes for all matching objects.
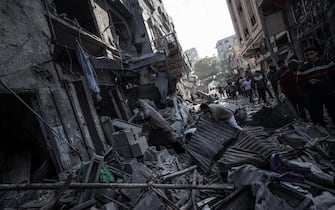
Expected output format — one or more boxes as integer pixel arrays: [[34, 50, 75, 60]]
[[216, 35, 237, 60], [185, 47, 200, 65], [0, 0, 189, 184], [228, 0, 335, 71], [226, 0, 264, 71]]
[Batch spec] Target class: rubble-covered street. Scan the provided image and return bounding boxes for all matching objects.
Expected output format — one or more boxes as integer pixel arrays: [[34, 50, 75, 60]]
[[1, 0, 335, 210], [2, 94, 335, 210]]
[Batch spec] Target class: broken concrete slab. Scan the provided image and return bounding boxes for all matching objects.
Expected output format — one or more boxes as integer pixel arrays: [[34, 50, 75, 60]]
[[120, 164, 153, 200], [133, 192, 165, 210], [123, 158, 139, 174], [111, 130, 137, 147], [130, 136, 149, 157], [113, 145, 133, 158], [110, 119, 142, 134], [100, 202, 118, 210]]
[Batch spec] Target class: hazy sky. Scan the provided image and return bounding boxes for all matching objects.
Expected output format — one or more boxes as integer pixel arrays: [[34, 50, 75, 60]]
[[162, 0, 235, 58]]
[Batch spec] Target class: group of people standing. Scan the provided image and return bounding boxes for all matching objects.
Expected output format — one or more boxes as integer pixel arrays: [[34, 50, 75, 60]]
[[239, 69, 278, 105], [240, 47, 335, 128]]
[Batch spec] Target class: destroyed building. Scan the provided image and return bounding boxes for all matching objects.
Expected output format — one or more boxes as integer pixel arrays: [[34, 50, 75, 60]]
[[2, 0, 335, 210], [0, 0, 190, 190]]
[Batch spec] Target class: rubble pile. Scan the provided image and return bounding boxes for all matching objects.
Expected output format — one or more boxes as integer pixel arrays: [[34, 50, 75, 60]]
[[1, 98, 335, 210]]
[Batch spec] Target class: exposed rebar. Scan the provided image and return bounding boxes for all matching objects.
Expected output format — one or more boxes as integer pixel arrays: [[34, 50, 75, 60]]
[[0, 182, 234, 191]]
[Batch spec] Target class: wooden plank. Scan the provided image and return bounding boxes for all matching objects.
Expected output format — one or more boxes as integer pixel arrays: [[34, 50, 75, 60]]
[[52, 89, 89, 161], [81, 80, 107, 153], [37, 89, 72, 172], [115, 87, 132, 120], [109, 89, 123, 119], [66, 83, 96, 158]]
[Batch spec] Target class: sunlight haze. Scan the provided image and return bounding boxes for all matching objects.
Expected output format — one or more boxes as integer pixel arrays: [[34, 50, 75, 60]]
[[163, 0, 235, 58]]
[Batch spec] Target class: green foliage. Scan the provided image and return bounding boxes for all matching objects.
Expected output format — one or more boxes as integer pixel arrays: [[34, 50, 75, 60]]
[[193, 57, 223, 80]]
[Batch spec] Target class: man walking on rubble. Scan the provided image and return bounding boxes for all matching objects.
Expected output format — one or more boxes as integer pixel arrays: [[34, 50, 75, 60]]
[[297, 46, 335, 127], [136, 99, 185, 154], [200, 103, 243, 130]]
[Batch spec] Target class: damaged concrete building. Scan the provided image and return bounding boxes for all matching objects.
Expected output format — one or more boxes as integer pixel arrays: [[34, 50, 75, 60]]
[[2, 0, 335, 210], [0, 0, 190, 194], [227, 0, 335, 70]]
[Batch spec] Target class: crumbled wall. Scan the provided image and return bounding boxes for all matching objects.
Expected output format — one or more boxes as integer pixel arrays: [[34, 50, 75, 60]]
[[0, 0, 56, 89]]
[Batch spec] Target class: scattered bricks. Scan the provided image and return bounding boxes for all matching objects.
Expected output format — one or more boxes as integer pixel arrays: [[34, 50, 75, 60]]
[[111, 130, 136, 147], [123, 158, 139, 174], [114, 146, 133, 158], [130, 136, 149, 157]]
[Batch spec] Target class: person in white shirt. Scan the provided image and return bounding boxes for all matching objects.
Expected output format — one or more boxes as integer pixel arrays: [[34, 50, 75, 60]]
[[243, 77, 254, 103], [200, 103, 243, 130]]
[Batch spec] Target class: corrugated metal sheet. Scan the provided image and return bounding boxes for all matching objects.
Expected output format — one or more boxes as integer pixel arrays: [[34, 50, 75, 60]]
[[218, 127, 296, 170], [185, 115, 238, 172]]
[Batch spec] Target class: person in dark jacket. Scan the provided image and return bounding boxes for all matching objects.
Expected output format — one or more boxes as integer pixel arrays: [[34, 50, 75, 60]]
[[253, 71, 267, 103], [279, 55, 308, 120], [277, 59, 288, 78], [297, 47, 335, 126], [267, 65, 279, 101]]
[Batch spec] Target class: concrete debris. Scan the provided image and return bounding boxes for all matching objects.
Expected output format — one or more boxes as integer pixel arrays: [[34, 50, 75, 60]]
[[1, 1, 335, 206], [2, 93, 335, 210]]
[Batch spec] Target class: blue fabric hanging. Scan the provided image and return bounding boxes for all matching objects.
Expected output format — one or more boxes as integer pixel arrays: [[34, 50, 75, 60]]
[[76, 41, 102, 102]]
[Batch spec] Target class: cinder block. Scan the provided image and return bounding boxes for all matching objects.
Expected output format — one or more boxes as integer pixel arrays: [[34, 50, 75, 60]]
[[114, 145, 133, 158], [130, 136, 149, 157], [111, 130, 136, 147], [123, 158, 139, 174]]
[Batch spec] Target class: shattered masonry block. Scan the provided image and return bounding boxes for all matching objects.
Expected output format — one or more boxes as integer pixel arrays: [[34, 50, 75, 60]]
[[123, 158, 139, 174], [111, 129, 137, 147], [157, 149, 171, 163], [120, 164, 152, 200], [96, 188, 117, 203], [114, 145, 133, 158], [130, 136, 149, 157], [100, 202, 119, 210], [133, 192, 164, 210], [144, 147, 158, 162]]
